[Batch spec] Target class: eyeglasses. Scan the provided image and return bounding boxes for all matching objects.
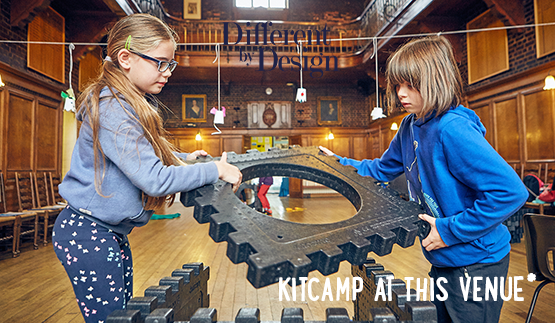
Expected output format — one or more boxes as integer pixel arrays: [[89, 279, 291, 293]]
[[129, 50, 178, 73]]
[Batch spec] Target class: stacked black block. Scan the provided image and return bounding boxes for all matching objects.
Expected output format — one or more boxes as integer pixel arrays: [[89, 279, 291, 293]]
[[352, 257, 437, 322], [106, 258, 438, 323], [503, 207, 533, 244], [107, 262, 209, 322], [185, 305, 437, 323]]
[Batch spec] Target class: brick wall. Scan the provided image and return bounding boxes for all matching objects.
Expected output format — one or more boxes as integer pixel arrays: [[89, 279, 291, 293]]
[[461, 0, 555, 92], [0, 0, 77, 91], [158, 82, 371, 128], [0, 0, 29, 72], [288, 0, 364, 22]]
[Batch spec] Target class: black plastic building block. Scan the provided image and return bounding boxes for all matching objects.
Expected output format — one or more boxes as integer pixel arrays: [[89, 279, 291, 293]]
[[352, 256, 437, 322], [182, 306, 437, 323], [235, 308, 261, 323], [181, 146, 429, 288], [281, 308, 303, 323], [106, 258, 439, 323], [190, 308, 217, 323], [325, 308, 350, 323], [107, 263, 209, 323]]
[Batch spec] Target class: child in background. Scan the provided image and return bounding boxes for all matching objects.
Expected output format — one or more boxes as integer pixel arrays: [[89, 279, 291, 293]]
[[53, 14, 242, 323], [320, 36, 528, 323], [258, 176, 273, 215]]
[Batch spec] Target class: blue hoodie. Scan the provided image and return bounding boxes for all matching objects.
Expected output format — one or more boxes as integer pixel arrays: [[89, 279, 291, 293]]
[[337, 106, 528, 267], [59, 87, 219, 234]]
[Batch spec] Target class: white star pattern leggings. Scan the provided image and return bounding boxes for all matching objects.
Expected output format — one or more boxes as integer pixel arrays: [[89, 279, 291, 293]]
[[53, 206, 133, 323]]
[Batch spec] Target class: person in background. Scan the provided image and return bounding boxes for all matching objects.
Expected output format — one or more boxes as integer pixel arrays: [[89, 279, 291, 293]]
[[258, 176, 273, 216], [279, 177, 289, 197], [53, 14, 242, 323], [320, 36, 528, 323]]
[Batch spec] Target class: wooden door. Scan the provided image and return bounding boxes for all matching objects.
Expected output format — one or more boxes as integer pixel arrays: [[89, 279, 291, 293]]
[[242, 135, 251, 153], [288, 135, 303, 198]]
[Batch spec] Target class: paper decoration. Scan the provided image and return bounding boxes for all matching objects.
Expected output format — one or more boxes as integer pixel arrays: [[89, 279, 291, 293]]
[[371, 107, 386, 120], [61, 89, 76, 112], [296, 88, 306, 102], [210, 106, 226, 124]]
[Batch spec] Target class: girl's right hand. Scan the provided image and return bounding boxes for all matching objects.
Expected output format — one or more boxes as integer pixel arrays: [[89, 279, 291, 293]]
[[214, 152, 243, 192], [319, 146, 335, 157]]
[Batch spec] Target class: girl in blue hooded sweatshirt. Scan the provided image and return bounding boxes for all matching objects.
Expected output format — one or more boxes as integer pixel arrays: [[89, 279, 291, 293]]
[[53, 14, 242, 323], [320, 36, 528, 323]]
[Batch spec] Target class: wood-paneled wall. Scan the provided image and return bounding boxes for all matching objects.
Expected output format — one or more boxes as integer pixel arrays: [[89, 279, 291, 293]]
[[167, 113, 408, 163], [0, 63, 63, 176], [0, 58, 552, 188], [468, 65, 555, 180], [167, 127, 372, 160]]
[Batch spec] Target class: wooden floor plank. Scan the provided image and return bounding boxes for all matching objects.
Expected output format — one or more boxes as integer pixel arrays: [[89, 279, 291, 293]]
[[219, 258, 238, 319], [0, 194, 553, 322]]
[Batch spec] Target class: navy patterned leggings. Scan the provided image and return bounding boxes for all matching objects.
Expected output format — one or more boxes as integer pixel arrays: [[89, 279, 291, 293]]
[[53, 206, 133, 323]]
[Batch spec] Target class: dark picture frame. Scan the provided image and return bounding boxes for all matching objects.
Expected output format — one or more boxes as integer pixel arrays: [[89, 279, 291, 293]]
[[317, 96, 341, 125], [182, 94, 207, 122]]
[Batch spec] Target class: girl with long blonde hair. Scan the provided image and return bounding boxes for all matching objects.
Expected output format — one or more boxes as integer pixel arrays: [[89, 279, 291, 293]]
[[53, 14, 242, 322]]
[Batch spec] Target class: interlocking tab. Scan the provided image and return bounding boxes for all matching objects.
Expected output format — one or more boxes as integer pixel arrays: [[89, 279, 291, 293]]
[[181, 146, 429, 288]]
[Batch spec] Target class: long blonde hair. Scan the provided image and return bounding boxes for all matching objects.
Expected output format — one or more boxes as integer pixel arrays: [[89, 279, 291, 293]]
[[77, 14, 183, 211], [385, 36, 463, 120]]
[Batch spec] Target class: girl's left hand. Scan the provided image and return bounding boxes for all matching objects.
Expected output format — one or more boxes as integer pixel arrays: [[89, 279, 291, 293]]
[[186, 150, 208, 161], [419, 213, 448, 251]]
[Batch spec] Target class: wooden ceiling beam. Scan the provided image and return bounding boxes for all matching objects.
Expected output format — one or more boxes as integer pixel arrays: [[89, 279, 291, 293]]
[[66, 13, 117, 59], [483, 0, 526, 26], [10, 0, 52, 27]]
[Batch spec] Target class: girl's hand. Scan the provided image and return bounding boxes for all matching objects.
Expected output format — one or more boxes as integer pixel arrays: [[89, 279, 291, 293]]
[[419, 214, 448, 251], [319, 146, 335, 157], [186, 150, 208, 161], [214, 152, 243, 192]]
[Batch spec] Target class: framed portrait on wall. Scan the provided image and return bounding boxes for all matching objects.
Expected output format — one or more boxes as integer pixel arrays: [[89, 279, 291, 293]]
[[182, 94, 207, 122], [184, 0, 202, 19], [317, 96, 341, 125]]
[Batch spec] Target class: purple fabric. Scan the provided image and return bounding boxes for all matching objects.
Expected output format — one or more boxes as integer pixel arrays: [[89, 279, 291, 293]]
[[259, 177, 273, 185]]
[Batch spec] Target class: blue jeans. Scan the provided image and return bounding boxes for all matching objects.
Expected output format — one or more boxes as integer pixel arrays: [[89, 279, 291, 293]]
[[429, 253, 510, 323], [53, 206, 133, 323]]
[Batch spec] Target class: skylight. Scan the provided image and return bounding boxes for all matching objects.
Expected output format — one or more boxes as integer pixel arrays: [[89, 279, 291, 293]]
[[235, 0, 287, 9]]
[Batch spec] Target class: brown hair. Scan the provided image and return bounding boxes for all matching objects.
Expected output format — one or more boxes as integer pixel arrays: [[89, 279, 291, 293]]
[[385, 36, 463, 120], [77, 14, 182, 211]]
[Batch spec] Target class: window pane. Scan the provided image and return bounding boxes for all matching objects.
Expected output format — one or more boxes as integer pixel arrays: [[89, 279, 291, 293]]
[[253, 0, 269, 8], [236, 0, 252, 8], [270, 0, 286, 8]]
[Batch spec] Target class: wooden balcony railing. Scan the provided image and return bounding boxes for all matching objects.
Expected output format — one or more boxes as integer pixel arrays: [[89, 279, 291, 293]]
[[136, 0, 414, 64], [167, 21, 364, 56]]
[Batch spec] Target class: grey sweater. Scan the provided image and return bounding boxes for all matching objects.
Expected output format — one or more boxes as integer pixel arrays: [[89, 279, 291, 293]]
[[59, 88, 219, 234]]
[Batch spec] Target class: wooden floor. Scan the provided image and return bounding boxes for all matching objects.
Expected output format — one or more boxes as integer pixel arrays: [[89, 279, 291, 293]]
[[0, 194, 554, 323]]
